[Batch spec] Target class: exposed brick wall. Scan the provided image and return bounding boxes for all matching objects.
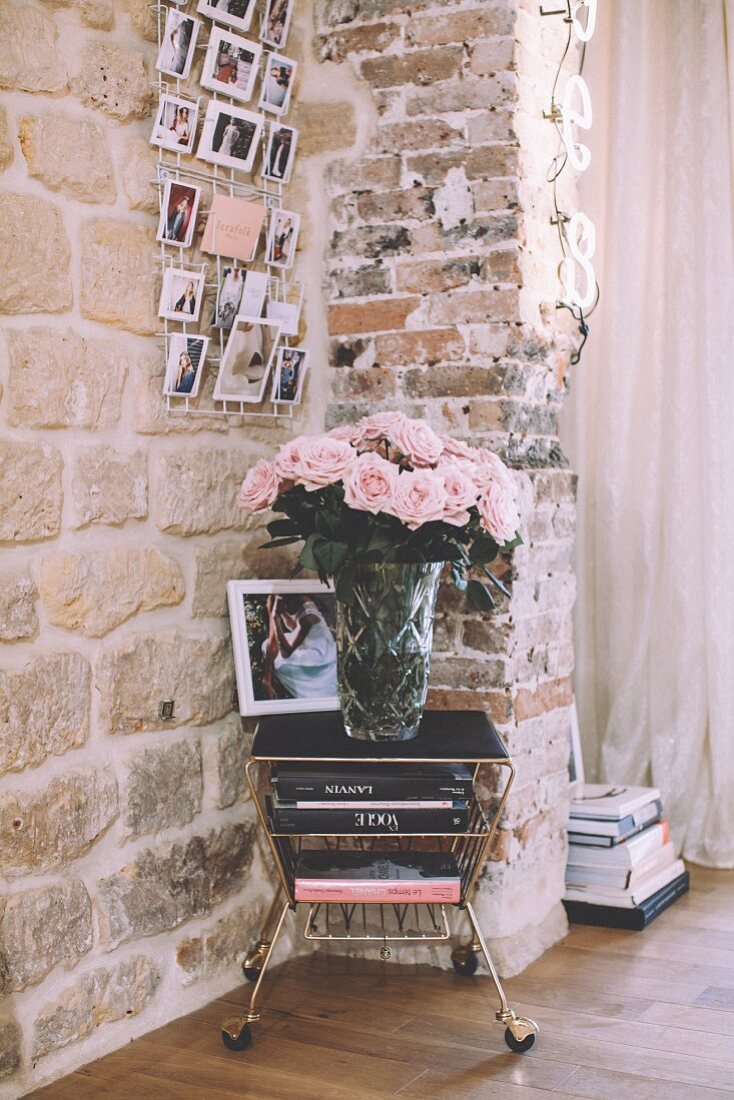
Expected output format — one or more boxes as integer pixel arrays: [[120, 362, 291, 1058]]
[[317, 0, 577, 973]]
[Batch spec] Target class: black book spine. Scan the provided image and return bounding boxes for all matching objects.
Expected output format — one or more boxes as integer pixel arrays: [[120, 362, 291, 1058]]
[[272, 805, 470, 835], [274, 776, 474, 801], [563, 871, 690, 930]]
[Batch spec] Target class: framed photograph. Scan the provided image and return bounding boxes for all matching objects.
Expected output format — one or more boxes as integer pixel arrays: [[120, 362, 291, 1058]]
[[159, 267, 205, 323], [156, 8, 200, 79], [197, 100, 264, 173], [271, 346, 308, 405], [227, 579, 339, 716], [262, 123, 297, 184], [214, 314, 281, 402], [212, 268, 267, 329], [157, 180, 201, 249], [258, 52, 297, 116], [164, 334, 210, 397], [196, 0, 256, 34], [266, 208, 299, 269], [151, 95, 198, 155], [201, 28, 261, 103], [261, 0, 293, 49], [568, 701, 585, 792]]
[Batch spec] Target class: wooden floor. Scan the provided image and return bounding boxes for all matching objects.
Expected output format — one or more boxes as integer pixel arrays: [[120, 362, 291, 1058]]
[[34, 865, 734, 1099]]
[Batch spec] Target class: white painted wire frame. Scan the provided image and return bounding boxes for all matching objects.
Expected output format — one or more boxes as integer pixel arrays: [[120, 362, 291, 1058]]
[[151, 0, 300, 420]]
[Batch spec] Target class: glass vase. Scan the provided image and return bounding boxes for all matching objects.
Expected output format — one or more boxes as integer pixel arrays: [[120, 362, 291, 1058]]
[[336, 562, 443, 742]]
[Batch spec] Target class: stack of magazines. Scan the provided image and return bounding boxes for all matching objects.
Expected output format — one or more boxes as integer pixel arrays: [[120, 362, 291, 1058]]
[[563, 784, 689, 929], [269, 762, 471, 904]]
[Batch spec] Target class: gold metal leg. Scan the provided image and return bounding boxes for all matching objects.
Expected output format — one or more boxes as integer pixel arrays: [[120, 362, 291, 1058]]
[[244, 884, 284, 975], [222, 899, 291, 1044], [464, 899, 539, 1047]]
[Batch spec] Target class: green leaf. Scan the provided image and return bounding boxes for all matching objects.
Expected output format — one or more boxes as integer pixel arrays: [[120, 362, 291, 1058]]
[[469, 536, 500, 565], [299, 534, 320, 573], [259, 536, 302, 549], [335, 564, 357, 606], [503, 533, 523, 550], [466, 579, 495, 613], [312, 538, 350, 576], [267, 518, 301, 537]]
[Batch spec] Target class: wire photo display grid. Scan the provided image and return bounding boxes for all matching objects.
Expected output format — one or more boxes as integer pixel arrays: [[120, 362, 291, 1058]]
[[153, 0, 305, 419]]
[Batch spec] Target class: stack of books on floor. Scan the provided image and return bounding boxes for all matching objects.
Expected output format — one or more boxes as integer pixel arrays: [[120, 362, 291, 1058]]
[[563, 784, 689, 930], [269, 762, 470, 904]]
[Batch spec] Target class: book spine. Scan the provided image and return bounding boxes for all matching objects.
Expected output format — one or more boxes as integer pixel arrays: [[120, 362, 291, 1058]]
[[294, 880, 461, 904], [568, 814, 661, 847], [295, 800, 454, 810], [275, 778, 473, 801], [272, 805, 470, 834]]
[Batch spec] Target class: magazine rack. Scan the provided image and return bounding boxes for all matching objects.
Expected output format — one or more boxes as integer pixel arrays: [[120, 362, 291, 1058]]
[[221, 710, 539, 1055]]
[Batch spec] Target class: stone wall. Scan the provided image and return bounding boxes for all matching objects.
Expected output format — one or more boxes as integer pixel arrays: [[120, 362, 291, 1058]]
[[317, 0, 577, 974], [0, 1, 363, 1094], [0, 0, 576, 1092]]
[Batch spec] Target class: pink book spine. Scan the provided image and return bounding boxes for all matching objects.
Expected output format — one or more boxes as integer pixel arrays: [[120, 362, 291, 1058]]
[[295, 800, 454, 809], [294, 880, 461, 904]]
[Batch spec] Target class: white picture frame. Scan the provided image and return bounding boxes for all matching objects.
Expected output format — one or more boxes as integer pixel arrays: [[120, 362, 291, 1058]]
[[156, 8, 200, 80], [214, 314, 281, 402], [258, 52, 297, 116], [157, 180, 201, 250], [262, 123, 297, 184], [159, 267, 206, 324], [164, 334, 210, 398], [271, 346, 308, 405], [227, 579, 339, 716], [568, 701, 585, 792], [196, 0, 257, 34], [260, 0, 294, 50], [151, 94, 199, 155], [201, 27, 261, 103], [197, 100, 264, 173], [265, 208, 300, 269]]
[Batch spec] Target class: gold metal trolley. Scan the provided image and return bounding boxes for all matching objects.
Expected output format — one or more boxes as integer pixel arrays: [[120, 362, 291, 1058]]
[[221, 710, 539, 1054]]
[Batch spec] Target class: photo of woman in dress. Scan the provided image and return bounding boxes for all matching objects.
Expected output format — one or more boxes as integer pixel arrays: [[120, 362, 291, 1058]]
[[266, 209, 299, 269], [212, 265, 245, 329], [245, 593, 337, 702], [202, 30, 260, 102], [159, 268, 205, 324], [151, 96, 198, 154], [164, 334, 209, 398], [262, 0, 292, 49], [259, 54, 297, 116], [156, 8, 199, 79], [157, 181, 201, 249], [197, 102, 263, 172], [197, 0, 256, 34], [272, 347, 307, 404], [262, 123, 297, 183]]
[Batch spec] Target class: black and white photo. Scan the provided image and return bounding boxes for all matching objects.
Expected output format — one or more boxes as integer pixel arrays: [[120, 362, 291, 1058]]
[[214, 314, 281, 402], [150, 95, 198, 155], [212, 265, 245, 330], [258, 52, 297, 116], [196, 0, 256, 34], [266, 208, 299, 269], [159, 267, 205, 323], [157, 180, 201, 249], [156, 8, 200, 79], [262, 123, 297, 184], [261, 0, 293, 49], [197, 100, 264, 173], [164, 334, 210, 398], [227, 580, 339, 716], [201, 27, 261, 103], [271, 346, 308, 405]]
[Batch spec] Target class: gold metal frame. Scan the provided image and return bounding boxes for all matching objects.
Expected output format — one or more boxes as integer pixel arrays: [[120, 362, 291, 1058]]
[[222, 743, 539, 1051]]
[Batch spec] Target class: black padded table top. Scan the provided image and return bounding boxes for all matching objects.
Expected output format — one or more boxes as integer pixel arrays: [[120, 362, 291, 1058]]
[[251, 710, 509, 763]]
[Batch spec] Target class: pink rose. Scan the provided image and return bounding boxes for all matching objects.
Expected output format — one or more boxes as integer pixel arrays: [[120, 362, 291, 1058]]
[[474, 448, 516, 495], [274, 435, 308, 481], [439, 435, 478, 462], [328, 424, 362, 445], [389, 417, 444, 468], [295, 435, 356, 490], [439, 462, 479, 527], [357, 411, 408, 442], [237, 459, 280, 512], [343, 452, 396, 514], [389, 469, 446, 529], [478, 479, 520, 544]]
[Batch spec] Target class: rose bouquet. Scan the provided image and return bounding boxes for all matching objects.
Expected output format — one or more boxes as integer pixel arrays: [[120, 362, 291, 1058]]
[[237, 411, 521, 612]]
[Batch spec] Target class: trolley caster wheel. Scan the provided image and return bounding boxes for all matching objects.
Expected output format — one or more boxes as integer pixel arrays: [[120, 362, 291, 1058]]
[[242, 964, 261, 983], [221, 1019, 252, 1052], [503, 1016, 538, 1053], [451, 946, 478, 976]]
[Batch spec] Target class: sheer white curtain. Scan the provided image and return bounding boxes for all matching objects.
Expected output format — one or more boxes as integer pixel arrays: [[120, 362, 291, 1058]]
[[561, 0, 734, 866]]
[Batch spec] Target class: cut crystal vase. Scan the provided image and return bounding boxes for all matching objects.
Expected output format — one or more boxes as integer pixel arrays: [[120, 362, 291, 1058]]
[[335, 562, 443, 742]]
